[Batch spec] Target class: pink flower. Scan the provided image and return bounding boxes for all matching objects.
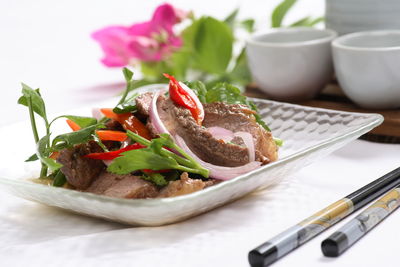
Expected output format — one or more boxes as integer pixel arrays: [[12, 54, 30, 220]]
[[92, 3, 186, 67]]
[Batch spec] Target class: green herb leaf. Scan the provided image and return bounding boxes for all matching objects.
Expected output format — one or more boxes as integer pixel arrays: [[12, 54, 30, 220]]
[[224, 8, 239, 29], [52, 124, 104, 150], [249, 102, 271, 132], [122, 67, 134, 82], [193, 17, 233, 74], [112, 69, 150, 114], [184, 80, 207, 103], [274, 137, 284, 147], [289, 16, 324, 27], [240, 19, 255, 33], [114, 68, 135, 112], [113, 102, 137, 114], [51, 115, 97, 128], [206, 82, 247, 104], [125, 131, 209, 177], [271, 0, 297, 27], [25, 153, 39, 162], [107, 148, 178, 174], [18, 84, 47, 120], [229, 48, 252, 85], [37, 134, 63, 172], [92, 132, 109, 152], [113, 92, 139, 114], [203, 82, 271, 131], [141, 173, 168, 187], [308, 17, 324, 26], [289, 16, 311, 27], [52, 170, 67, 187]]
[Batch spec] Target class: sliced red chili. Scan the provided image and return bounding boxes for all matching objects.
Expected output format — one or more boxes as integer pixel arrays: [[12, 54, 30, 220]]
[[84, 143, 145, 160], [163, 73, 201, 124]]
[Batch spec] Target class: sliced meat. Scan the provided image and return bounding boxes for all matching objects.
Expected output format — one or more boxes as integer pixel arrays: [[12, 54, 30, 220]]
[[107, 175, 158, 199], [57, 141, 105, 190], [158, 172, 210, 198], [85, 171, 124, 194], [135, 92, 154, 118], [155, 96, 250, 167], [86, 171, 158, 199], [203, 102, 278, 163], [153, 96, 278, 167], [105, 119, 124, 131]]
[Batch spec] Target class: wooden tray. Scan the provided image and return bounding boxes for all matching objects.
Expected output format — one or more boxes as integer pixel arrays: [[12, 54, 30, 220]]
[[245, 83, 400, 144]]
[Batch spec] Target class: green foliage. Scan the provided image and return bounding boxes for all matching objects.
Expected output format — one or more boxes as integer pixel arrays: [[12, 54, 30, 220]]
[[134, 8, 255, 88], [37, 134, 63, 172], [272, 0, 297, 27], [108, 131, 209, 177], [51, 115, 97, 128], [290, 16, 324, 27], [183, 80, 207, 103], [52, 170, 67, 187], [18, 84, 47, 120], [272, 0, 324, 28], [108, 148, 178, 174], [52, 124, 104, 151], [141, 172, 168, 187], [224, 8, 239, 29], [25, 153, 39, 162], [193, 17, 233, 75]]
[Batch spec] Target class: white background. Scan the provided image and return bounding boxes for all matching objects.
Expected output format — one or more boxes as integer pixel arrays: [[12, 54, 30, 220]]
[[1, 1, 399, 267]]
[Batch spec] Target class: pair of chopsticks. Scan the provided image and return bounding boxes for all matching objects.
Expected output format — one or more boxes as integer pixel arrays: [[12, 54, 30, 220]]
[[248, 167, 400, 267]]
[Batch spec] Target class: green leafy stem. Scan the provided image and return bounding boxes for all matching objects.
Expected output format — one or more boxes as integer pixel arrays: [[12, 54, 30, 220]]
[[107, 131, 209, 178]]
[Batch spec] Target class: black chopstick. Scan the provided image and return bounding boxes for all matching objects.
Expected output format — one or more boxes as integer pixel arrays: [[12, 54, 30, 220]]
[[321, 184, 400, 257], [248, 167, 400, 267]]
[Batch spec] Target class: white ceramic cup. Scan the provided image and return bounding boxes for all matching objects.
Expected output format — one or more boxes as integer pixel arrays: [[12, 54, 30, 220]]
[[326, 0, 400, 35], [332, 30, 400, 109], [246, 28, 337, 101]]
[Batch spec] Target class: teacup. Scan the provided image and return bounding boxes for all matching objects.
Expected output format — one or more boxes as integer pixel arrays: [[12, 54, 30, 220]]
[[332, 30, 400, 109], [246, 28, 337, 101]]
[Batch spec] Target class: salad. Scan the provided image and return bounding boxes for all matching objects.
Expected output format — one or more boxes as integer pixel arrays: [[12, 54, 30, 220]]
[[19, 68, 280, 198]]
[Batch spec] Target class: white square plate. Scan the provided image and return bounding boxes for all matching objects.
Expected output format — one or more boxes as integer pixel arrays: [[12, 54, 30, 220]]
[[0, 85, 383, 226]]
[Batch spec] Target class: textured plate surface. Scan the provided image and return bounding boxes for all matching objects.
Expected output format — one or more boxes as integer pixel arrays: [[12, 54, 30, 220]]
[[0, 85, 383, 226]]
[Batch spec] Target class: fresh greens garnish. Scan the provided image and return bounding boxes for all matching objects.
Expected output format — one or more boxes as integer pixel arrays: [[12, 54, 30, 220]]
[[37, 134, 63, 172], [18, 83, 104, 180], [51, 124, 105, 151], [141, 172, 168, 187], [18, 84, 48, 121], [271, 0, 324, 28], [92, 132, 109, 152], [50, 115, 97, 128], [25, 153, 39, 162], [108, 131, 209, 178], [184, 81, 207, 103], [52, 170, 67, 187], [274, 137, 284, 147], [113, 67, 140, 114], [18, 84, 50, 177]]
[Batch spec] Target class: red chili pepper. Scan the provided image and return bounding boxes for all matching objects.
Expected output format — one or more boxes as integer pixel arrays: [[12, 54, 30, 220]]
[[84, 143, 145, 160], [163, 73, 202, 124]]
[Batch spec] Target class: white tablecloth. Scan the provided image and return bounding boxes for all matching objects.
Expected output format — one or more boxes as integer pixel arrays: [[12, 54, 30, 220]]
[[1, 1, 399, 266]]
